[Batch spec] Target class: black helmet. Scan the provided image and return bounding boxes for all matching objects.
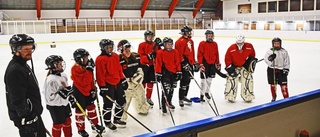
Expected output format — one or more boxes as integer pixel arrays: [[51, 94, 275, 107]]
[[45, 55, 64, 70], [163, 37, 173, 51], [9, 34, 36, 54], [272, 37, 282, 48], [73, 48, 89, 66], [144, 30, 154, 43], [99, 39, 114, 56], [180, 26, 193, 38], [117, 39, 131, 53], [205, 30, 214, 42]]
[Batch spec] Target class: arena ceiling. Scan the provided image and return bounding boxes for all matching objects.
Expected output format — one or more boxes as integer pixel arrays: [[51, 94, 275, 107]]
[[0, 0, 222, 18]]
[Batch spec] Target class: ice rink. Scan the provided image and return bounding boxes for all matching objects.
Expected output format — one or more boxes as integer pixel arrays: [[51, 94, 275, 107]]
[[0, 34, 319, 137]]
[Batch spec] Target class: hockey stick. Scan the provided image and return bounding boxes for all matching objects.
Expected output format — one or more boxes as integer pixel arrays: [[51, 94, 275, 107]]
[[104, 95, 153, 132], [188, 70, 218, 116], [212, 65, 227, 78], [158, 81, 176, 126], [152, 39, 162, 110], [272, 48, 277, 100], [200, 71, 220, 115], [45, 128, 52, 137], [71, 95, 103, 137], [91, 70, 105, 130]]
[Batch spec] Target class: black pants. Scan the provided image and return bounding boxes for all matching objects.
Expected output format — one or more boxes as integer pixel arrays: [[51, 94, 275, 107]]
[[160, 71, 175, 110], [267, 67, 288, 85], [179, 64, 193, 100], [14, 116, 46, 137]]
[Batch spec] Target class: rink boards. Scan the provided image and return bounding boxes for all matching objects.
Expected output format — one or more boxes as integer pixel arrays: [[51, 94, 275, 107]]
[[135, 89, 320, 137]]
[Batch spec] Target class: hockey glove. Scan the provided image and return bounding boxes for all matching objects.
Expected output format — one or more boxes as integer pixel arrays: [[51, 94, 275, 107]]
[[155, 73, 162, 82], [21, 111, 39, 134], [68, 95, 76, 108], [154, 37, 163, 47], [147, 52, 156, 60], [181, 61, 191, 72], [200, 64, 206, 72], [268, 53, 276, 61], [193, 62, 200, 72], [121, 79, 129, 90], [282, 69, 289, 76], [244, 57, 258, 73], [86, 58, 95, 71], [175, 72, 182, 81], [58, 86, 73, 99], [90, 90, 97, 102], [99, 87, 108, 97], [225, 64, 239, 78]]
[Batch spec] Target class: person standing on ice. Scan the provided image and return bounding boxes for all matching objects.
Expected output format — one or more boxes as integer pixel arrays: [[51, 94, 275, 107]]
[[224, 34, 257, 103], [4, 34, 47, 137], [138, 30, 162, 107], [197, 30, 221, 102], [264, 37, 290, 102], [117, 39, 150, 122], [43, 55, 73, 137]]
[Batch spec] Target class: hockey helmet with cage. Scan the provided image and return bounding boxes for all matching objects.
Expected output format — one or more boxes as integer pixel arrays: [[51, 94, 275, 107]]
[[73, 48, 90, 66], [205, 30, 214, 42], [99, 39, 114, 56], [9, 34, 36, 54], [235, 34, 245, 47], [144, 30, 154, 42], [117, 39, 131, 53], [162, 37, 174, 51], [180, 26, 193, 38], [45, 55, 65, 71], [272, 37, 282, 50]]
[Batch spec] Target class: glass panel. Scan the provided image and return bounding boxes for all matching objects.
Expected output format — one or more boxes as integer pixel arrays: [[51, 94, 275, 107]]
[[317, 0, 320, 10], [268, 1, 277, 12], [290, 0, 301, 11], [258, 2, 267, 13], [303, 0, 314, 10], [279, 0, 289, 12]]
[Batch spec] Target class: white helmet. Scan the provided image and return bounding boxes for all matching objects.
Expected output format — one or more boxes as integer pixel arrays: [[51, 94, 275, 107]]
[[235, 34, 245, 46]]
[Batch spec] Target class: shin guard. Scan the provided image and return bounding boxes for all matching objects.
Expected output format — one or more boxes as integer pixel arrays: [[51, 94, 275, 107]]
[[280, 84, 289, 98], [52, 123, 63, 137], [240, 69, 255, 102]]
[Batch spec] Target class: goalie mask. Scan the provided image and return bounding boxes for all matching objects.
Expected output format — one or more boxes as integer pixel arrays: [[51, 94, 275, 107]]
[[117, 39, 131, 53], [205, 30, 214, 42], [163, 37, 174, 51], [73, 48, 90, 66], [99, 39, 114, 56], [180, 26, 193, 38], [235, 34, 245, 47], [272, 37, 282, 50], [45, 55, 65, 72], [9, 34, 36, 54]]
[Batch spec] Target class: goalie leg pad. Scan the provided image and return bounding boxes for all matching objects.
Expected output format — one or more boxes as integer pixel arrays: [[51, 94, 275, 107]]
[[240, 69, 255, 102], [121, 87, 134, 121], [132, 84, 150, 114], [224, 76, 238, 102], [132, 68, 144, 85]]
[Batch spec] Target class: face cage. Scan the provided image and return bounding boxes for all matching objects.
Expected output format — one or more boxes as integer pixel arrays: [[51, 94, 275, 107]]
[[118, 43, 131, 53], [206, 34, 214, 42], [16, 44, 37, 53], [145, 35, 154, 42]]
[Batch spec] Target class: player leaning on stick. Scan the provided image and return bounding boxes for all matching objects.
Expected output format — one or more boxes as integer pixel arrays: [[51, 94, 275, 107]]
[[71, 48, 105, 136], [197, 30, 221, 102], [264, 37, 290, 102], [224, 34, 257, 103], [117, 39, 150, 121], [43, 55, 73, 137]]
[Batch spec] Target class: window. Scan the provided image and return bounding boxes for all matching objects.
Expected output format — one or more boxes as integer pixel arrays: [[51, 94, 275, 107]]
[[290, 0, 301, 11], [316, 0, 320, 10], [279, 0, 289, 12], [303, 0, 314, 10], [268, 1, 277, 12], [258, 2, 267, 13]]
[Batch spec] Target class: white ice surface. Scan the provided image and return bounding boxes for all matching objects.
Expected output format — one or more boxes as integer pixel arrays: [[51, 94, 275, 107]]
[[0, 36, 319, 137]]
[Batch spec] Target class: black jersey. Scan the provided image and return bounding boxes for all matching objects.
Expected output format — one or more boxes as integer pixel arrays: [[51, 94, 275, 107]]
[[120, 52, 141, 78]]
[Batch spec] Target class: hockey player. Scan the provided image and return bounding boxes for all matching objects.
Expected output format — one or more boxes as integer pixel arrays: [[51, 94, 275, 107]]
[[117, 40, 150, 122], [43, 55, 73, 137], [224, 34, 257, 103], [197, 30, 221, 102], [5, 34, 47, 137], [175, 26, 200, 107], [264, 37, 290, 102], [155, 37, 183, 113], [71, 48, 104, 136], [96, 39, 128, 129], [138, 30, 161, 107]]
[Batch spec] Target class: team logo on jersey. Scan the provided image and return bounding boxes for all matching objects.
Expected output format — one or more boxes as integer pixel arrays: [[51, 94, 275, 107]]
[[187, 41, 192, 51]]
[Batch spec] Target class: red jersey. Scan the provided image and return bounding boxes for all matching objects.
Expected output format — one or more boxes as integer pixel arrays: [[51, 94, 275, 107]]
[[71, 64, 94, 96], [155, 49, 182, 74], [197, 41, 220, 65], [95, 53, 124, 86], [138, 41, 160, 66], [175, 36, 195, 65], [225, 42, 255, 68]]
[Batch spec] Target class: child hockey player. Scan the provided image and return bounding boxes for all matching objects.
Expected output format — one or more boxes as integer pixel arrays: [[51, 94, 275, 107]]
[[155, 37, 182, 113], [43, 55, 73, 137], [197, 30, 221, 102], [95, 39, 128, 129], [224, 34, 257, 103], [71, 48, 104, 136], [117, 39, 150, 122], [264, 37, 290, 102]]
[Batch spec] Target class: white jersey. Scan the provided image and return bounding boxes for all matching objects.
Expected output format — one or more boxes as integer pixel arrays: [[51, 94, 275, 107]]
[[264, 48, 290, 69], [43, 73, 69, 106]]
